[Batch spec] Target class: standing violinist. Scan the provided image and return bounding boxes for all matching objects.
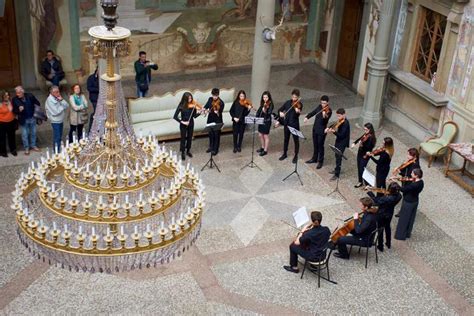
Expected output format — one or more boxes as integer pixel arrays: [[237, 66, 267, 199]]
[[256, 91, 274, 157], [283, 211, 331, 274], [204, 88, 225, 156], [394, 148, 420, 180], [276, 89, 303, 164], [367, 182, 402, 251], [352, 123, 376, 188], [367, 137, 394, 189], [173, 92, 202, 160], [395, 168, 424, 241], [304, 95, 332, 169], [334, 197, 378, 260], [325, 108, 350, 181], [230, 90, 252, 153]]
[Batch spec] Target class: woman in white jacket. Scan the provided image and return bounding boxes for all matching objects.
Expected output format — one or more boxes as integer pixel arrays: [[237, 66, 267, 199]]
[[68, 84, 89, 142]]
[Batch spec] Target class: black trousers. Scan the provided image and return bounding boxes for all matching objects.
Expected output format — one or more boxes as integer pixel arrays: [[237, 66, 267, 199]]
[[357, 153, 369, 183], [69, 124, 84, 143], [311, 132, 327, 162], [375, 171, 389, 189], [395, 199, 419, 240], [337, 235, 367, 257], [377, 213, 394, 248], [0, 120, 17, 155], [180, 123, 194, 153], [334, 146, 346, 177], [208, 130, 221, 153], [283, 125, 299, 156], [232, 121, 246, 149]]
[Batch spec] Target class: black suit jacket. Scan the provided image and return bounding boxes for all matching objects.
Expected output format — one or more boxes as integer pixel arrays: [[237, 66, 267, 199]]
[[173, 104, 200, 124], [204, 97, 225, 124], [278, 100, 302, 128], [306, 104, 332, 135], [299, 225, 331, 260], [370, 151, 391, 177], [229, 100, 250, 122], [352, 212, 377, 241], [368, 192, 402, 218], [401, 180, 424, 203], [334, 119, 350, 149]]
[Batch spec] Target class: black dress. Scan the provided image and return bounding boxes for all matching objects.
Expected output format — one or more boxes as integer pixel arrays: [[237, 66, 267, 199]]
[[229, 100, 251, 149], [395, 180, 424, 240], [370, 151, 392, 188], [256, 103, 273, 135], [355, 135, 376, 183]]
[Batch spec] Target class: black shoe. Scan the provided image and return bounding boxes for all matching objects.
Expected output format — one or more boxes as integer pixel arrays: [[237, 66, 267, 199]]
[[279, 154, 287, 161], [233, 148, 237, 153], [283, 265, 299, 273], [181, 152, 186, 160], [237, 147, 241, 152], [0, 153, 7, 158], [11, 151, 17, 156], [377, 246, 384, 252], [316, 163, 323, 169], [306, 158, 317, 164], [329, 170, 336, 175], [206, 148, 212, 153], [395, 213, 400, 218], [330, 175, 338, 181], [211, 151, 217, 156], [257, 148, 263, 153], [354, 183, 363, 188], [385, 243, 391, 249], [186, 152, 193, 158], [334, 252, 349, 260], [292, 156, 298, 164], [259, 150, 267, 156]]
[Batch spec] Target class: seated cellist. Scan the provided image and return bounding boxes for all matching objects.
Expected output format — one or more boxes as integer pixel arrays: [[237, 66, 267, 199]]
[[283, 211, 331, 274], [333, 197, 378, 260]]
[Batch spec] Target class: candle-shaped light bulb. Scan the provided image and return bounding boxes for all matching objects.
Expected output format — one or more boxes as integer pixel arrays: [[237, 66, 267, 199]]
[[146, 224, 151, 232], [134, 225, 138, 235], [125, 195, 129, 204], [99, 196, 103, 204], [51, 183, 55, 192], [135, 162, 139, 172], [161, 221, 164, 230], [161, 187, 165, 195], [31, 161, 35, 169], [120, 225, 124, 235], [180, 212, 184, 221], [109, 166, 113, 174], [187, 206, 191, 215], [139, 193, 143, 201], [145, 159, 149, 167], [139, 130, 143, 139], [148, 133, 152, 142], [96, 165, 100, 174], [123, 165, 126, 174], [71, 192, 76, 200], [78, 225, 83, 235], [172, 215, 175, 226], [74, 160, 78, 169], [54, 146, 59, 155], [66, 140, 69, 147], [86, 163, 90, 173], [85, 194, 89, 203], [113, 196, 117, 204], [64, 224, 68, 233], [92, 227, 96, 236], [60, 190, 64, 198], [39, 219, 44, 227], [151, 190, 156, 198], [46, 150, 50, 160], [106, 226, 111, 236], [53, 222, 57, 231]]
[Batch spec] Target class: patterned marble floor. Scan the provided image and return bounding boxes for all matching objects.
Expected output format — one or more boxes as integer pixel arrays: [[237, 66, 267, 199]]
[[0, 64, 472, 315]]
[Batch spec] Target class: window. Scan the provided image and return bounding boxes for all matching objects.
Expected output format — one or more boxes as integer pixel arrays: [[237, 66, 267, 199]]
[[411, 7, 447, 82]]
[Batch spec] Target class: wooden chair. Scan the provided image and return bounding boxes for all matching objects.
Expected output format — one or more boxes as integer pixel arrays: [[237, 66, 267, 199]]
[[419, 121, 458, 167]]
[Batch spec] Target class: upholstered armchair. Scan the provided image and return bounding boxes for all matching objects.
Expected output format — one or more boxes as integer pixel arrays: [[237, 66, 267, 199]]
[[419, 121, 458, 167]]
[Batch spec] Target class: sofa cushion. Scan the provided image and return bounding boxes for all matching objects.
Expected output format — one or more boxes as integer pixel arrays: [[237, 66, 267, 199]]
[[420, 142, 443, 155]]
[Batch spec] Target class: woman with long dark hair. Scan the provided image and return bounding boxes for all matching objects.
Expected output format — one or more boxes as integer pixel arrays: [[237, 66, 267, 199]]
[[352, 122, 376, 188], [368, 137, 394, 189], [256, 91, 274, 156], [229, 90, 252, 153], [173, 92, 202, 160]]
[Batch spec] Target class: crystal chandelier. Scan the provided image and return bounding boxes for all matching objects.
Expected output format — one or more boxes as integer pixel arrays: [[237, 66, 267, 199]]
[[11, 0, 205, 273]]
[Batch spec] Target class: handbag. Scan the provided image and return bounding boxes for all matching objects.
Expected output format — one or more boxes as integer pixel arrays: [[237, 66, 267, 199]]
[[33, 104, 47, 124], [139, 82, 149, 92]]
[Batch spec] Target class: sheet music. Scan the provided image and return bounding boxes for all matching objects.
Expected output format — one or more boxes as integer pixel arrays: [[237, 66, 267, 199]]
[[293, 207, 309, 228], [206, 122, 216, 127], [288, 126, 305, 139], [362, 168, 376, 187], [244, 116, 265, 125]]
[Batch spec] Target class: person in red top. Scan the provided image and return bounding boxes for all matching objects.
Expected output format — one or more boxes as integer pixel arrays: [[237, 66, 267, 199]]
[[0, 91, 17, 157]]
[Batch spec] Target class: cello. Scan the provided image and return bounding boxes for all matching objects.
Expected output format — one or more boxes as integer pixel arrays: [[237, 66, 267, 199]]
[[330, 207, 378, 243]]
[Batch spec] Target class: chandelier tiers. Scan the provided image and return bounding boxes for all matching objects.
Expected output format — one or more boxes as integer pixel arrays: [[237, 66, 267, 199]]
[[12, 1, 205, 272]]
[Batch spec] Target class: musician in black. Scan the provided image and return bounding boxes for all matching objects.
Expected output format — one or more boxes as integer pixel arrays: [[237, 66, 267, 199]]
[[204, 88, 225, 155], [283, 211, 331, 274], [229, 90, 252, 153], [304, 95, 332, 169], [334, 197, 378, 260], [395, 168, 424, 241], [367, 182, 402, 251], [256, 91, 274, 157], [173, 92, 202, 160], [368, 137, 394, 189], [325, 108, 350, 181], [276, 89, 303, 164], [393, 147, 421, 217], [352, 123, 376, 188]]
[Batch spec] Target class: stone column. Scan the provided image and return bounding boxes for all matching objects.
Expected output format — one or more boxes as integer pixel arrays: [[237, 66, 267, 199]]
[[250, 0, 275, 106], [360, 0, 396, 129]]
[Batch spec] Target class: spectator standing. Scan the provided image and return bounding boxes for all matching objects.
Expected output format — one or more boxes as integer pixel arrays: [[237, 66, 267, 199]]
[[45, 86, 69, 151], [68, 84, 89, 142], [12, 86, 41, 155], [40, 50, 65, 87], [0, 91, 17, 157], [134, 51, 158, 98], [87, 68, 99, 133]]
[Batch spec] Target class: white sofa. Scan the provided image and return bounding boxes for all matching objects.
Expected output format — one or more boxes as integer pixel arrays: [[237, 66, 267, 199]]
[[129, 88, 235, 140]]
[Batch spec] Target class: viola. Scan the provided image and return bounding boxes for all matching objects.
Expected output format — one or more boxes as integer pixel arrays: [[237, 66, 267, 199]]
[[363, 147, 384, 159]]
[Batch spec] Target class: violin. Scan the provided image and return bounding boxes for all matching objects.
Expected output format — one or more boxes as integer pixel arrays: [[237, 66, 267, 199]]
[[354, 132, 371, 145], [211, 99, 221, 114], [392, 158, 417, 175], [364, 186, 390, 195], [363, 147, 384, 159], [391, 176, 415, 182], [327, 118, 345, 131], [239, 99, 253, 109], [187, 100, 203, 110]]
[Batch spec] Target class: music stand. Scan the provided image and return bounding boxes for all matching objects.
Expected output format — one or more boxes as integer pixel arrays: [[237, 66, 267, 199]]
[[241, 116, 264, 171], [282, 126, 306, 186], [327, 144, 347, 199], [201, 123, 224, 172]]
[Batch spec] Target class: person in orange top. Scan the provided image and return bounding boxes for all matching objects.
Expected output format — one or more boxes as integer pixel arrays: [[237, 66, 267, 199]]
[[0, 91, 17, 157]]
